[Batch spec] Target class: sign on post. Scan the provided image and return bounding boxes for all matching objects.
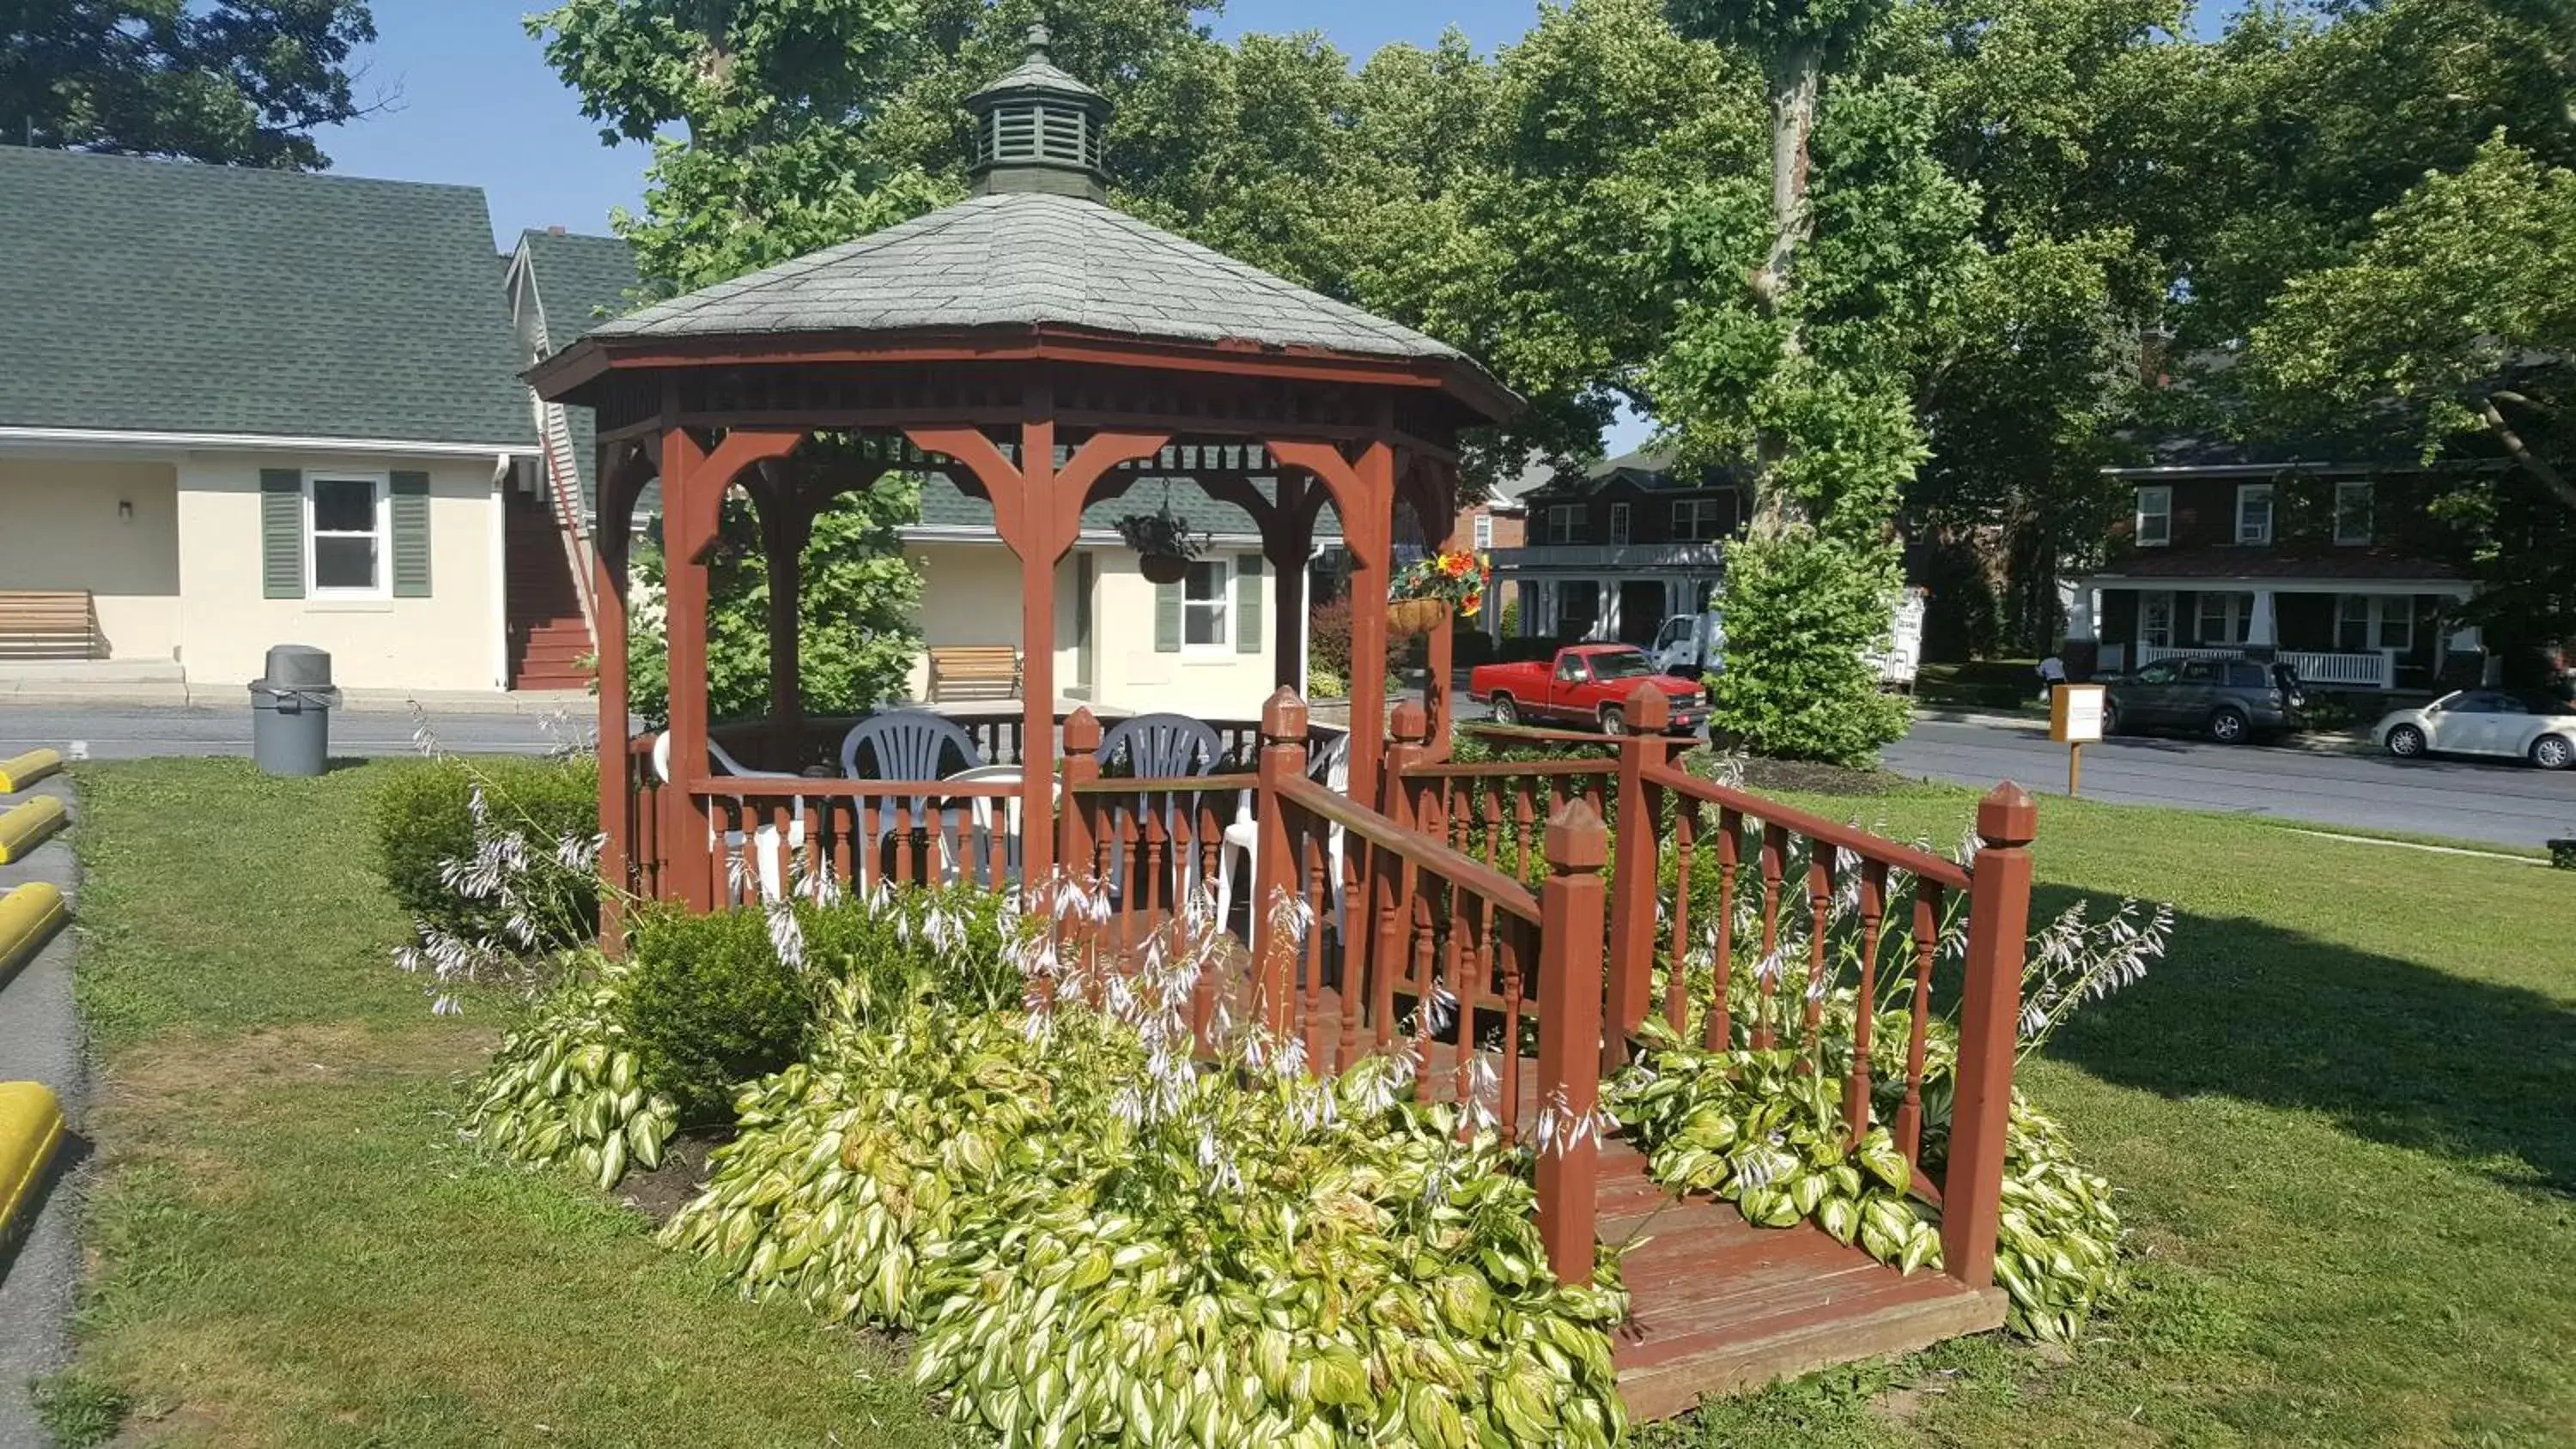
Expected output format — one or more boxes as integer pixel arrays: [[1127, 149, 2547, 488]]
[[2049, 683, 2105, 796]]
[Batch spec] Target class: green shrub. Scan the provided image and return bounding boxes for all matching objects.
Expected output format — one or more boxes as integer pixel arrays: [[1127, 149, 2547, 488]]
[[2549, 837, 2575, 870], [1309, 597, 1355, 681], [623, 906, 817, 1123], [1710, 531, 1911, 767], [372, 755, 600, 943], [1307, 664, 1347, 700]]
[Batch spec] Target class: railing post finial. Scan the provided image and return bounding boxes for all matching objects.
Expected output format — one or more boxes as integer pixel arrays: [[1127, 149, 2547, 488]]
[[1389, 697, 1431, 746], [1977, 781, 2037, 849], [1260, 687, 1309, 743], [1062, 705, 1103, 756], [1626, 684, 1670, 733], [1544, 795, 1608, 871]]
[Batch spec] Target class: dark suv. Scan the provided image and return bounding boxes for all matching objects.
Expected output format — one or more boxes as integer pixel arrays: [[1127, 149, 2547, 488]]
[[2105, 658, 2307, 743]]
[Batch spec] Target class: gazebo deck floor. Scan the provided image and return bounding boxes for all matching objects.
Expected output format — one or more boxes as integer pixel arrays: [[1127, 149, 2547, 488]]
[[1162, 962, 2011, 1421]]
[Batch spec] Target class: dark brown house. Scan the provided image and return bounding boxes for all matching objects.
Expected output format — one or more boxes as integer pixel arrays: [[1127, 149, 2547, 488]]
[[2069, 444, 2484, 690], [1491, 450, 1745, 646]]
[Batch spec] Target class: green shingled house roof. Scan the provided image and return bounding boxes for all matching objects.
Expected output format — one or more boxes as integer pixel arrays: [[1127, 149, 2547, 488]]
[[0, 147, 532, 448]]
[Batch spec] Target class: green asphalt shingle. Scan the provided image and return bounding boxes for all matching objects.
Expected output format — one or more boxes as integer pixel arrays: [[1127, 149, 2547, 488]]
[[0, 147, 532, 447], [518, 229, 644, 349]]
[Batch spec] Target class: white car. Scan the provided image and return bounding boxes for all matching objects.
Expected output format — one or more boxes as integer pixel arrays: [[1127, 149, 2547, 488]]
[[2375, 689, 2576, 769]]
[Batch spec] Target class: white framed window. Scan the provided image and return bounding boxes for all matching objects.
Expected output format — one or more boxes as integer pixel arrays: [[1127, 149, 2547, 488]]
[[1608, 502, 1631, 544], [2336, 594, 2413, 652], [2196, 591, 2249, 644], [2235, 483, 2274, 545], [1182, 557, 1230, 650], [1472, 512, 1493, 550], [2135, 487, 2172, 547], [1672, 498, 1726, 542], [307, 471, 389, 597], [2334, 480, 2373, 545], [1546, 506, 1584, 545], [2140, 590, 2175, 648]]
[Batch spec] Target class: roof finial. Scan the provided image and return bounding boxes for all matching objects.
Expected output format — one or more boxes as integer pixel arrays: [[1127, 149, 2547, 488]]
[[1026, 21, 1051, 55]]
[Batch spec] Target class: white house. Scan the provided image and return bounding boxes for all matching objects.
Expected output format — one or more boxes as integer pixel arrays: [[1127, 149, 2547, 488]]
[[0, 148, 538, 692]]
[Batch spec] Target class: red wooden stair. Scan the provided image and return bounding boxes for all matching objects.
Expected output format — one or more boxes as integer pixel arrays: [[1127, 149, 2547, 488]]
[[505, 488, 594, 692]]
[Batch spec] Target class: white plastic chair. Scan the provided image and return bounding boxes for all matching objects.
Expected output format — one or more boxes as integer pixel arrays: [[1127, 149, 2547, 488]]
[[650, 732, 809, 902], [1215, 732, 1349, 928], [937, 763, 1062, 887]]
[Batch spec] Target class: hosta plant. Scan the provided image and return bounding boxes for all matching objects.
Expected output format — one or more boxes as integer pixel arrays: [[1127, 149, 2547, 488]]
[[1995, 1097, 2123, 1343], [1609, 1028, 1941, 1273], [466, 952, 678, 1190]]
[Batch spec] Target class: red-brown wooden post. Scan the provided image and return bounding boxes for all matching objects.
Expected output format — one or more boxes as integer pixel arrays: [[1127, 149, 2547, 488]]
[[1382, 700, 1434, 825], [1606, 687, 1672, 1067], [1058, 707, 1102, 885], [1941, 783, 2036, 1289], [591, 458, 635, 948], [1250, 689, 1310, 1039], [659, 427, 716, 912], [760, 481, 812, 765], [1534, 797, 1609, 1286]]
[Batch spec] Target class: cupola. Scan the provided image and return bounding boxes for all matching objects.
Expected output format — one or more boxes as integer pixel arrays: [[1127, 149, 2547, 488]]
[[965, 25, 1111, 202]]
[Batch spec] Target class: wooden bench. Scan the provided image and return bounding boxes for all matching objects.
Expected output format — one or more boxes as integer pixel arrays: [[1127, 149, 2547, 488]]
[[0, 591, 100, 661], [927, 646, 1021, 703]]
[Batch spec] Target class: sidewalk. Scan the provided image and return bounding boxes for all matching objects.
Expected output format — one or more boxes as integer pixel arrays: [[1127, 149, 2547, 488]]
[[0, 678, 589, 715]]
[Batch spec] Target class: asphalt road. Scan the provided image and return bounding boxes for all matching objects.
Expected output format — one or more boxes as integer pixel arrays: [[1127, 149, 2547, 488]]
[[0, 704, 580, 762], [1885, 716, 2576, 850], [0, 775, 82, 1448]]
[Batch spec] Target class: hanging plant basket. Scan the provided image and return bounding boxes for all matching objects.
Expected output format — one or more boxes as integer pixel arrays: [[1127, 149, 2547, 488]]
[[1386, 597, 1449, 635], [1114, 486, 1211, 589]]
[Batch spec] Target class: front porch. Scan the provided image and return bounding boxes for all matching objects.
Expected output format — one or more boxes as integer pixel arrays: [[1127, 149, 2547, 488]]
[[2071, 575, 2477, 689]]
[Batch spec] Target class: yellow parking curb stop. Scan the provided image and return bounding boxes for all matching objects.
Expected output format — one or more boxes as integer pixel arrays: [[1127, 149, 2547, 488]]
[[0, 1081, 65, 1240], [0, 882, 69, 987], [0, 749, 62, 794], [0, 795, 68, 864]]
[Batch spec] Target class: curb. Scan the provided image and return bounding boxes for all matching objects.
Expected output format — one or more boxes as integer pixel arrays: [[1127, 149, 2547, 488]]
[[1915, 707, 2374, 757], [0, 797, 67, 865], [0, 1081, 64, 1244], [0, 883, 68, 990], [0, 749, 63, 792]]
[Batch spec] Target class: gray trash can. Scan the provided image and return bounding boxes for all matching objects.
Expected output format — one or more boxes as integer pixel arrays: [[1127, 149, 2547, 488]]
[[249, 645, 341, 777]]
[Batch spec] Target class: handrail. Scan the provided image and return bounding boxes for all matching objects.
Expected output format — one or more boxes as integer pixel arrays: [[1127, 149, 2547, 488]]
[[1072, 773, 1260, 795], [680, 774, 1022, 799], [1274, 775, 1541, 924], [1457, 721, 1620, 748], [1641, 757, 1970, 889], [1399, 758, 1619, 781]]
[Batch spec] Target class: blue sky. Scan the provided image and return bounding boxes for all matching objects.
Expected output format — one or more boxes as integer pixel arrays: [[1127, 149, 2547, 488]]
[[322, 2, 1574, 246]]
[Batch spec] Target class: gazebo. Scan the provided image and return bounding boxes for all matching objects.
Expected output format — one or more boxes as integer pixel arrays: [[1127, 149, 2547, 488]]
[[529, 27, 1510, 912]]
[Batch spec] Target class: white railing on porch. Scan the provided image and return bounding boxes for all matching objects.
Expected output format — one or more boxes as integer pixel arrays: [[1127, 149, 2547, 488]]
[[2133, 644, 2395, 689]]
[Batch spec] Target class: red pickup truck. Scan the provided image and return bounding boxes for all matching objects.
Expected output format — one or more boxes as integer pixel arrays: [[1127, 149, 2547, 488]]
[[1467, 644, 1709, 736]]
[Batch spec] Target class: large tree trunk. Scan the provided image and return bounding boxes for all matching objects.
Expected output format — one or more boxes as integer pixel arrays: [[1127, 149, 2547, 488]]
[[1750, 47, 1822, 540]]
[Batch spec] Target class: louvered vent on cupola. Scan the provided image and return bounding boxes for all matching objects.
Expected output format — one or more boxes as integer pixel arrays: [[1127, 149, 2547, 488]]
[[965, 25, 1113, 202]]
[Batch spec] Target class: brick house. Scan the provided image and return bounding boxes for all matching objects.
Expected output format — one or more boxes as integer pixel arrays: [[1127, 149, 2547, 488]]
[[2066, 442, 2488, 690], [1489, 450, 1743, 646]]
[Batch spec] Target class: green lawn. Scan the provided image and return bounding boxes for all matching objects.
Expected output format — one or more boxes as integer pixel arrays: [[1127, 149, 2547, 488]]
[[58, 760, 958, 1449], [49, 760, 2576, 1447]]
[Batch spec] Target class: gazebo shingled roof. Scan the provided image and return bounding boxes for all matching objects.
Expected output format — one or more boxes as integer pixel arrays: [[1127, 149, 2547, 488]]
[[580, 191, 1473, 367]]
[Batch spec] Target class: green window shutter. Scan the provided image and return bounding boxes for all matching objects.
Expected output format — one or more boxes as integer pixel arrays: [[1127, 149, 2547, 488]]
[[1154, 576, 1182, 652], [1235, 555, 1263, 654], [391, 471, 432, 597], [260, 470, 304, 599]]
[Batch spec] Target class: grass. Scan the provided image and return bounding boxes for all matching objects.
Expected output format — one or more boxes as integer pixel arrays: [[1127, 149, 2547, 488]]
[[1648, 781, 2576, 1448], [60, 759, 957, 1448], [51, 760, 2576, 1447]]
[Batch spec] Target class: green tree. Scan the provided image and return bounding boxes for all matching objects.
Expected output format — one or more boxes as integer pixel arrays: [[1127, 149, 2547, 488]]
[[2248, 134, 2576, 652], [3, 0, 380, 169]]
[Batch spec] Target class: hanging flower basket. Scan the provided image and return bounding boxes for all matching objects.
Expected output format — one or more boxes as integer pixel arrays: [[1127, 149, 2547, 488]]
[[1386, 597, 1449, 635], [1388, 548, 1488, 635], [1113, 489, 1210, 589]]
